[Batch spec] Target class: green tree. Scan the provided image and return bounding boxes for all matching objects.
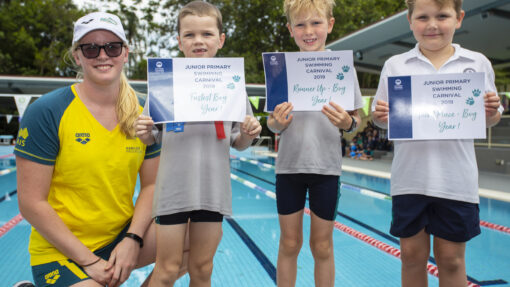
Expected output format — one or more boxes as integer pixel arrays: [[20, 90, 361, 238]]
[[122, 0, 406, 84], [0, 0, 408, 83], [0, 0, 85, 76]]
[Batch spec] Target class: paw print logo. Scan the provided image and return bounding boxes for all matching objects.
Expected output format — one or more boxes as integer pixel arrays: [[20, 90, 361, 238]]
[[336, 73, 344, 80], [342, 65, 350, 73], [227, 83, 235, 89], [466, 97, 475, 106], [232, 75, 241, 82], [472, 89, 481, 97]]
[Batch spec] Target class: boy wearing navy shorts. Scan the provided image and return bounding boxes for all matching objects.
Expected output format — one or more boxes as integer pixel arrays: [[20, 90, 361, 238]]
[[372, 0, 503, 286]]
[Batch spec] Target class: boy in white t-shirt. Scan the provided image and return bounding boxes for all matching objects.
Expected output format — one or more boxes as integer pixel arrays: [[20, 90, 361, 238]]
[[267, 0, 364, 286], [135, 2, 261, 286], [372, 0, 502, 286]]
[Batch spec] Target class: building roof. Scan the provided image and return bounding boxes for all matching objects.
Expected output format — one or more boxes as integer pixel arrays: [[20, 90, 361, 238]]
[[326, 0, 510, 73]]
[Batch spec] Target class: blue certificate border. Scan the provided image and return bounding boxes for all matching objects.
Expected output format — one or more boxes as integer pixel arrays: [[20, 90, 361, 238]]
[[263, 53, 288, 112], [148, 58, 175, 122], [388, 76, 413, 139]]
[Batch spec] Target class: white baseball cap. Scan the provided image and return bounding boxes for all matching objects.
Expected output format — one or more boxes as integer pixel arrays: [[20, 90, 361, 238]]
[[73, 12, 127, 44]]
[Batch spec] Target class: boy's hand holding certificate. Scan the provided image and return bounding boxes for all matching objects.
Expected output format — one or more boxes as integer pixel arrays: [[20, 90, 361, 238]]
[[388, 72, 486, 140], [263, 51, 355, 112], [147, 57, 246, 123]]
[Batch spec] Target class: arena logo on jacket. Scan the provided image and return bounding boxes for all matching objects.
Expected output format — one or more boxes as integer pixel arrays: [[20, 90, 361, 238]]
[[75, 133, 91, 145], [44, 269, 60, 284]]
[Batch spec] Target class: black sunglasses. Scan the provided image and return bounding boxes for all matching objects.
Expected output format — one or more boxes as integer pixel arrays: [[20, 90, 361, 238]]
[[77, 42, 124, 59]]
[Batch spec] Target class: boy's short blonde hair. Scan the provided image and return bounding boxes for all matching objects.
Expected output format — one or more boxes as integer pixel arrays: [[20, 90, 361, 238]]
[[406, 0, 463, 18], [284, 0, 336, 24], [177, 1, 223, 34]]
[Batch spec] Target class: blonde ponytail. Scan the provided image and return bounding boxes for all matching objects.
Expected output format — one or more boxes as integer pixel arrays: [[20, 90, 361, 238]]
[[117, 72, 140, 138]]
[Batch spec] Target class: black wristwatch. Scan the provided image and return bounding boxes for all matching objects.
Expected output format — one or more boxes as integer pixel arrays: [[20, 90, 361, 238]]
[[344, 115, 357, 133]]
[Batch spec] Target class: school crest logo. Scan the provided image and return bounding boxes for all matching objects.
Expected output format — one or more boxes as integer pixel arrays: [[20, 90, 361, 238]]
[[394, 79, 403, 90], [270, 55, 279, 66], [155, 61, 165, 73]]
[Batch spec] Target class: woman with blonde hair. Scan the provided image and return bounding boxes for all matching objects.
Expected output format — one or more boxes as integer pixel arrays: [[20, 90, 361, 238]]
[[15, 11, 186, 287]]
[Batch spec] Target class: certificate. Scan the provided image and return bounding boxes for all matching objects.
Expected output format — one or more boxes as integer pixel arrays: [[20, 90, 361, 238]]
[[388, 72, 486, 140], [262, 51, 355, 112], [147, 57, 246, 123]]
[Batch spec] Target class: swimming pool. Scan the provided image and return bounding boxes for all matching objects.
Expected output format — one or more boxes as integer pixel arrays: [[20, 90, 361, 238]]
[[1, 146, 509, 286]]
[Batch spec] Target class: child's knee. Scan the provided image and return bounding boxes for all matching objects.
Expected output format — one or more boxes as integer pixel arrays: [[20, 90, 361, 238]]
[[154, 258, 183, 282], [188, 259, 214, 280], [435, 252, 465, 272], [309, 238, 333, 259], [400, 246, 429, 266], [279, 236, 303, 255]]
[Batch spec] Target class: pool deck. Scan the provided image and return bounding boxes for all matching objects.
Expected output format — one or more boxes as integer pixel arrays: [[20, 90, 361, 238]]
[[341, 157, 510, 202]]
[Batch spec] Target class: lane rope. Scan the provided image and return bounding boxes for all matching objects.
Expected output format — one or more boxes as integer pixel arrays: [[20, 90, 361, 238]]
[[232, 157, 510, 236], [230, 172, 480, 287], [0, 153, 14, 159], [0, 214, 24, 239], [480, 220, 510, 235]]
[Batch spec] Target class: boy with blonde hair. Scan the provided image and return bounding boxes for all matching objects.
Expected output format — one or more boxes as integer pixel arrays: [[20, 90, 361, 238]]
[[372, 0, 502, 286], [136, 1, 261, 286], [268, 0, 364, 286]]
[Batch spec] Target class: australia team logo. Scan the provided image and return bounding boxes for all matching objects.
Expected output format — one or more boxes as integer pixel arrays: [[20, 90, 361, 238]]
[[16, 127, 29, 147], [75, 132, 91, 144]]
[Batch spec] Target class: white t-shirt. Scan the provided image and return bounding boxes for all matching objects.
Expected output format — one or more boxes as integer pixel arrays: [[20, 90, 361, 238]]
[[372, 44, 502, 203], [276, 70, 364, 176], [148, 97, 253, 217]]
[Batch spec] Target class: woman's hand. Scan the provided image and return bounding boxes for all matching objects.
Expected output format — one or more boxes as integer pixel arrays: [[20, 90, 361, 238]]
[[83, 257, 113, 285], [105, 237, 141, 287]]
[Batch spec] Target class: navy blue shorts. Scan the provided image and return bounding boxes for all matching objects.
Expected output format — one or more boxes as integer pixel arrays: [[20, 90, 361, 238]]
[[276, 173, 340, 221], [390, 194, 480, 242], [155, 210, 223, 225], [32, 223, 129, 287]]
